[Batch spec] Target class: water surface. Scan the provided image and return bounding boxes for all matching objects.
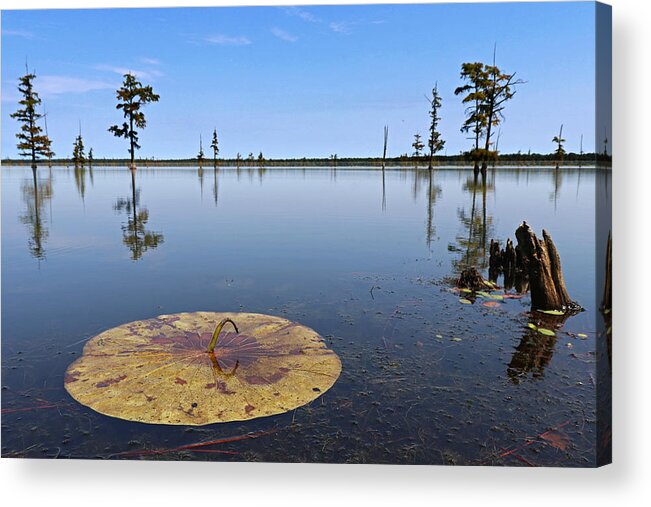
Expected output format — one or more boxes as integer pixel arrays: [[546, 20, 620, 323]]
[[1, 165, 609, 465]]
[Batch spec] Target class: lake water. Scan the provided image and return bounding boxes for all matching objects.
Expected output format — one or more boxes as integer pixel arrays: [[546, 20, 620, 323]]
[[1, 165, 610, 465]]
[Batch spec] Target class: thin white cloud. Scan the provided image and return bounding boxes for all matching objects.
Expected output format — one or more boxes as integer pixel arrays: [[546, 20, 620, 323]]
[[2, 29, 34, 39], [1, 87, 21, 103], [283, 7, 354, 35], [204, 34, 252, 46], [284, 7, 319, 23], [36, 75, 116, 96], [94, 64, 163, 80], [140, 57, 161, 66], [271, 27, 298, 43], [329, 22, 351, 34]]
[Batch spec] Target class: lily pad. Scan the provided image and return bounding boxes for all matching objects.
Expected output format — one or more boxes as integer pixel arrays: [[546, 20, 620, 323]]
[[527, 323, 538, 330], [459, 298, 472, 304], [536, 309, 565, 316], [64, 312, 342, 425], [577, 333, 588, 339], [537, 328, 556, 337]]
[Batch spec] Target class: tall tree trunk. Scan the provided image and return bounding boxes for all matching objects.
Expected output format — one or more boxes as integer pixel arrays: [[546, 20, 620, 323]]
[[382, 126, 388, 170], [129, 113, 135, 169]]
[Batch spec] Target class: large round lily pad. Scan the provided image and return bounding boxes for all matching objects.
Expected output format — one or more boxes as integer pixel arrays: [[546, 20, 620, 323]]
[[64, 312, 341, 425]]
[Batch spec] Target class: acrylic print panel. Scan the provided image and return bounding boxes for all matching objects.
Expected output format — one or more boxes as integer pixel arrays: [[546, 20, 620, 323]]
[[0, 1, 612, 467]]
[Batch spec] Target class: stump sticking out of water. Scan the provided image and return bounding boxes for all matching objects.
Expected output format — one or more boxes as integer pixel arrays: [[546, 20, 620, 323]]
[[601, 232, 612, 315], [514, 221, 580, 312], [489, 238, 527, 292], [457, 267, 491, 291]]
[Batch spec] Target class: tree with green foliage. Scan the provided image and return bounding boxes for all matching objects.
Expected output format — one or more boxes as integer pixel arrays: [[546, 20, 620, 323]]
[[455, 55, 523, 176], [108, 73, 160, 169], [210, 129, 219, 169], [454, 62, 489, 173], [427, 84, 445, 171], [10, 71, 54, 171], [412, 132, 424, 159], [88, 147, 94, 166], [552, 124, 565, 168], [72, 133, 86, 168], [478, 58, 523, 175], [197, 134, 204, 166]]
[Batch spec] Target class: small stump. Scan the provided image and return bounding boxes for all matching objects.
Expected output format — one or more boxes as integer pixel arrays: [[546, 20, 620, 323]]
[[457, 267, 490, 291]]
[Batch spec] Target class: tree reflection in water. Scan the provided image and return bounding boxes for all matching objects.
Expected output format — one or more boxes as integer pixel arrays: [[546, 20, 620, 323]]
[[20, 170, 53, 260], [212, 168, 219, 206], [425, 170, 442, 248], [508, 328, 558, 383], [448, 173, 494, 274], [114, 170, 164, 260], [74, 165, 88, 201], [508, 313, 571, 384]]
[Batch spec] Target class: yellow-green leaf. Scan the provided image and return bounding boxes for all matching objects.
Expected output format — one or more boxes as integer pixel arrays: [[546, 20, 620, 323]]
[[537, 309, 565, 316], [537, 328, 556, 336]]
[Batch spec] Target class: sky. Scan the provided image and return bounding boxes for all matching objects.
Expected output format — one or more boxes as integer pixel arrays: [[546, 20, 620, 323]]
[[1, 2, 602, 159]]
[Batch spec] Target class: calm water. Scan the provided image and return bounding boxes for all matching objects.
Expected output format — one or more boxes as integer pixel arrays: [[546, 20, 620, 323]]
[[1, 165, 610, 465]]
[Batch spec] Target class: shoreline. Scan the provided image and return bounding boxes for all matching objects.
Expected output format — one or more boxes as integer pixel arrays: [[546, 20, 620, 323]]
[[1, 159, 610, 170]]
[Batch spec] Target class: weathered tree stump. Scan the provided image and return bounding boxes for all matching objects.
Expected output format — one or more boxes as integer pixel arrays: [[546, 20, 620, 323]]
[[489, 237, 524, 291], [489, 239, 502, 271], [514, 221, 579, 312], [600, 232, 612, 366], [457, 267, 489, 291], [601, 232, 612, 314]]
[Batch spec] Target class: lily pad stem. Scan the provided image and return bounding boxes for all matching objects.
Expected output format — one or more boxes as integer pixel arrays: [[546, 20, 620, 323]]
[[207, 318, 239, 353]]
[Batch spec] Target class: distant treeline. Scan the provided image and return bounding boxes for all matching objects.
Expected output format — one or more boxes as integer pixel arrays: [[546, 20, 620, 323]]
[[2, 152, 610, 168]]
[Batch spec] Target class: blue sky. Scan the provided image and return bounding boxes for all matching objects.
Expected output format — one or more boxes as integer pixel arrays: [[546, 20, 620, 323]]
[[2, 2, 599, 159]]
